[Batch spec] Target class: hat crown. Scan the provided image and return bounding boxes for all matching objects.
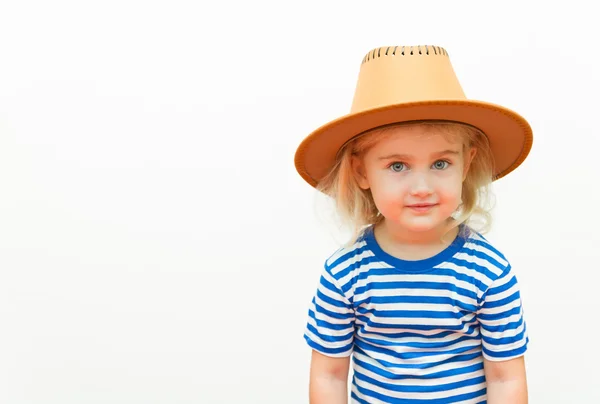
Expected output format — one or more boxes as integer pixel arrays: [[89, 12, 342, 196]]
[[351, 45, 467, 113]]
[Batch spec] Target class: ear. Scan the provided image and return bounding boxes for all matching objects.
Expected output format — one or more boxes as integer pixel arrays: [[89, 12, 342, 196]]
[[351, 155, 370, 190], [463, 147, 477, 180]]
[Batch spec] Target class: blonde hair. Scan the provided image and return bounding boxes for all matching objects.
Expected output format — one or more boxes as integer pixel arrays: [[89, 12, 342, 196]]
[[316, 121, 495, 244]]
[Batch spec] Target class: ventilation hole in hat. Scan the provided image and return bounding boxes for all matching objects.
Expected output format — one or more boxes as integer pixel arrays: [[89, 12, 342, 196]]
[[361, 45, 448, 64]]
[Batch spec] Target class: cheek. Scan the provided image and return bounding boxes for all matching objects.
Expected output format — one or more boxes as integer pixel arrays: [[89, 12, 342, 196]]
[[436, 178, 463, 204], [369, 175, 410, 209]]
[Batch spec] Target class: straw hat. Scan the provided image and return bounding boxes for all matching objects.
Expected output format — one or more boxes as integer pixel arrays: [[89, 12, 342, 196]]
[[294, 45, 533, 188]]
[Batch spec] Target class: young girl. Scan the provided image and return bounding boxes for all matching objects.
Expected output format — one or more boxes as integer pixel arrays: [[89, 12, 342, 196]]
[[294, 45, 532, 403]]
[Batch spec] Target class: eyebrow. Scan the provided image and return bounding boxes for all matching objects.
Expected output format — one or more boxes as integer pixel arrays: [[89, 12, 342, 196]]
[[378, 150, 460, 160]]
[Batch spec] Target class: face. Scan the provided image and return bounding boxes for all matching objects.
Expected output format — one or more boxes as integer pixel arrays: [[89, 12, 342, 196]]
[[353, 125, 475, 234]]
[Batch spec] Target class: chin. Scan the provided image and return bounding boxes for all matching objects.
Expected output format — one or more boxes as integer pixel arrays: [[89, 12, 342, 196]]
[[395, 215, 449, 233], [402, 222, 442, 233]]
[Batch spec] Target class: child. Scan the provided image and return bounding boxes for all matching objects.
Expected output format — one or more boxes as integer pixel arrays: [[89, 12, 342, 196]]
[[294, 45, 532, 403]]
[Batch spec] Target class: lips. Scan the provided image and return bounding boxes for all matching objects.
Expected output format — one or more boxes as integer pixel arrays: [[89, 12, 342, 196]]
[[406, 203, 438, 213]]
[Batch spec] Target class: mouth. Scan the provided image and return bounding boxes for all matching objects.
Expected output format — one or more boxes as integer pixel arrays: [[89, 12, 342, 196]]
[[406, 203, 438, 213]]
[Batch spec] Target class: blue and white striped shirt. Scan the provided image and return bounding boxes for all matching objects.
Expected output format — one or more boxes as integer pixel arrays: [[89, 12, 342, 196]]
[[304, 225, 528, 403]]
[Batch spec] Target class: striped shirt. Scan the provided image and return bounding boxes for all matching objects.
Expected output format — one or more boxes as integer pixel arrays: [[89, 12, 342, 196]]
[[304, 225, 528, 403]]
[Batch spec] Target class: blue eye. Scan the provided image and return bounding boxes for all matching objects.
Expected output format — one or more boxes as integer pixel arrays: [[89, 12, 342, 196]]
[[390, 162, 406, 172], [432, 160, 449, 170]]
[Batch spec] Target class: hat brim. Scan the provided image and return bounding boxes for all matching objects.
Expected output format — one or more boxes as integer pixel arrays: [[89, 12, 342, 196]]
[[294, 100, 533, 188]]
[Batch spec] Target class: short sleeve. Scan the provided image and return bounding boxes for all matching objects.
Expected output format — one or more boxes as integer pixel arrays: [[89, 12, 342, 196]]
[[304, 266, 356, 357], [477, 265, 529, 361]]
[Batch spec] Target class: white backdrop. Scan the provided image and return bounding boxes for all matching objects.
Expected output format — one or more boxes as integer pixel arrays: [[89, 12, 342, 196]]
[[0, 1, 598, 403]]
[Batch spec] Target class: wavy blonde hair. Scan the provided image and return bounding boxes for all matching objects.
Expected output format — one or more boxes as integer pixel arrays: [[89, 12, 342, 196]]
[[316, 121, 495, 244]]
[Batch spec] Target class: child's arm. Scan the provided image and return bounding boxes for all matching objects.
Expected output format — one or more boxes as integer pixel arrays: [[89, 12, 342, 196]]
[[483, 356, 528, 404], [309, 350, 350, 404]]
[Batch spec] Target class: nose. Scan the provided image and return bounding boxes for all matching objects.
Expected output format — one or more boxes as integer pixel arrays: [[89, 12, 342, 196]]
[[409, 172, 433, 197]]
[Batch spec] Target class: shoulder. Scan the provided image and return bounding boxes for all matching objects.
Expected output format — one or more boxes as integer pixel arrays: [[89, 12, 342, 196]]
[[321, 229, 377, 296], [456, 227, 513, 285]]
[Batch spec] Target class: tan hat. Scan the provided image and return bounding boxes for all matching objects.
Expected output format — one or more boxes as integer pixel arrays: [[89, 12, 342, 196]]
[[294, 45, 533, 188]]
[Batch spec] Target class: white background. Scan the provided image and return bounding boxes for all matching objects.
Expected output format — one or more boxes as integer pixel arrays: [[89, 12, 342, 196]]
[[0, 1, 598, 403]]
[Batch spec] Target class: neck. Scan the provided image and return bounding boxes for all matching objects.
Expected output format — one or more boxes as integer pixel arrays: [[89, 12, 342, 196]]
[[372, 219, 463, 262], [377, 219, 459, 246]]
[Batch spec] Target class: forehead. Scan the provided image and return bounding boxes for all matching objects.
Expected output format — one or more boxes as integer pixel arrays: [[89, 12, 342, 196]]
[[367, 125, 464, 154]]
